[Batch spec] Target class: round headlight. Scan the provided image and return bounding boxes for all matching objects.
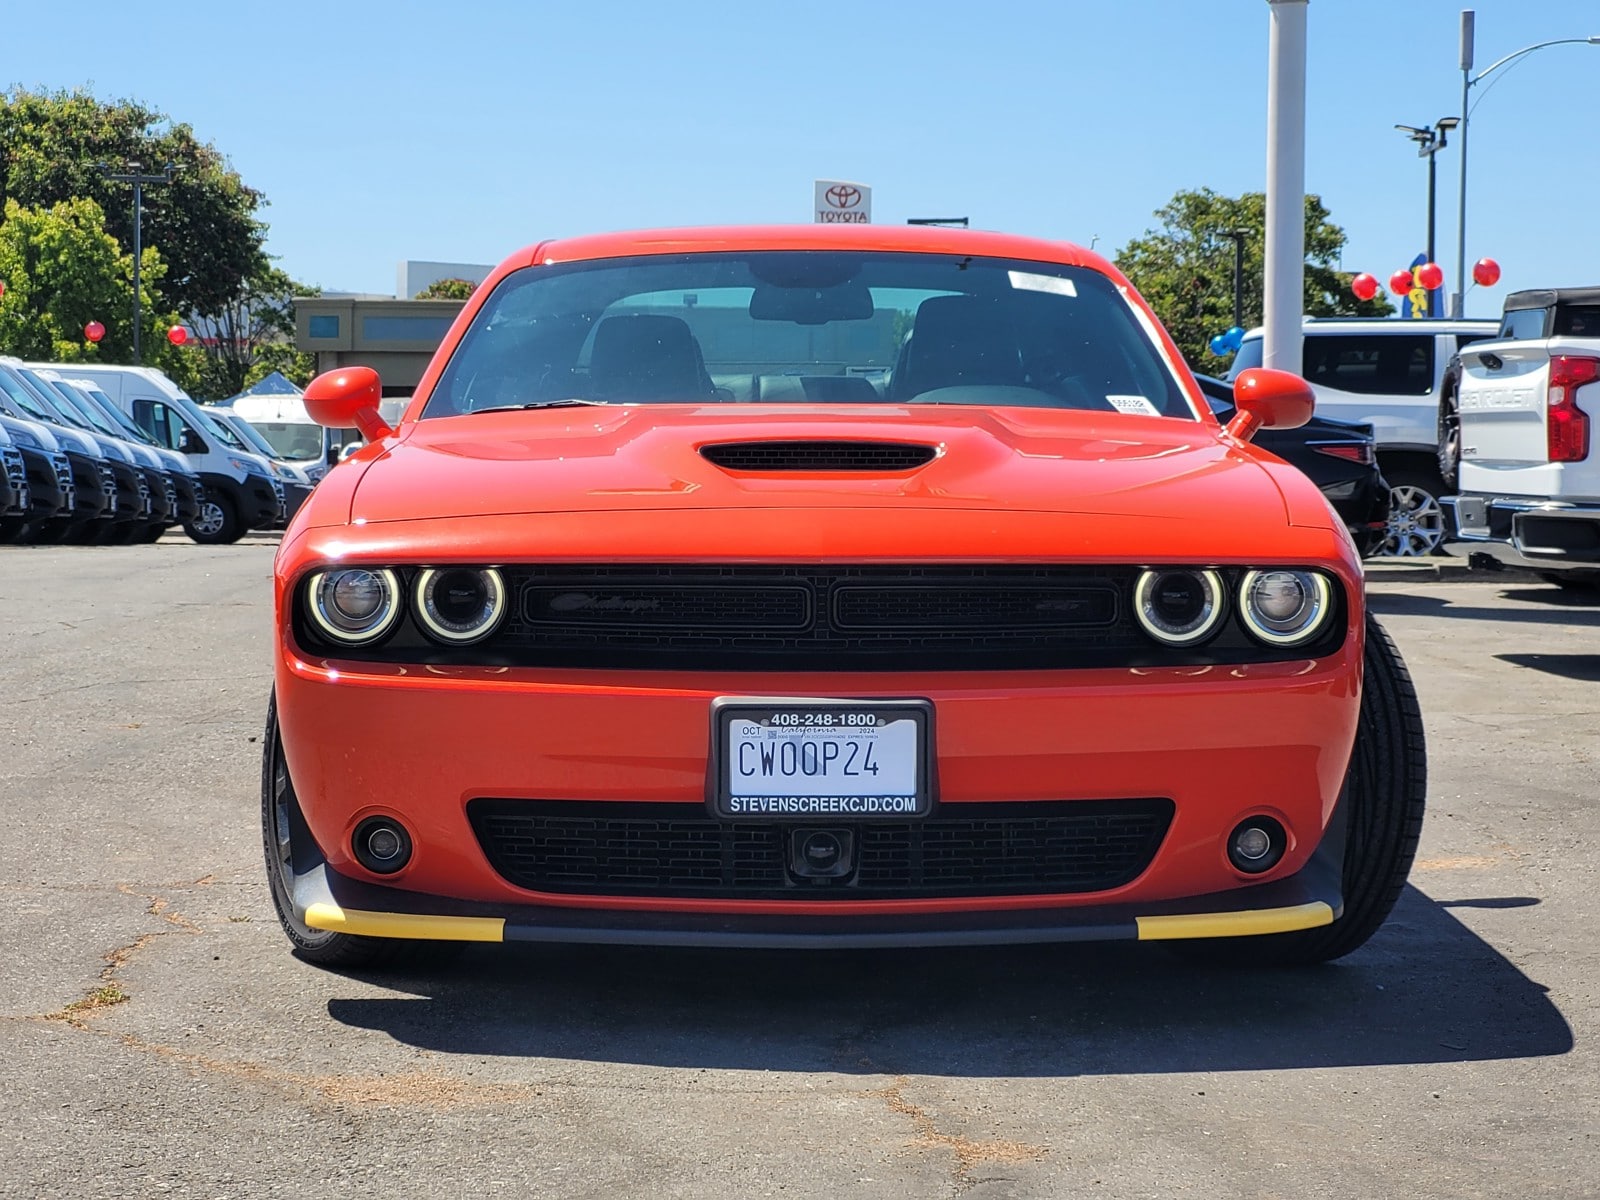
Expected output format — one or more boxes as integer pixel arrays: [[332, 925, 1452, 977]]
[[307, 568, 401, 645], [1239, 570, 1333, 646], [1133, 568, 1226, 646], [414, 567, 506, 644]]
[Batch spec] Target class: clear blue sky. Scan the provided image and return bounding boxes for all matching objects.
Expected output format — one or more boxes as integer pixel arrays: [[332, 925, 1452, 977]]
[[10, 0, 1599, 316]]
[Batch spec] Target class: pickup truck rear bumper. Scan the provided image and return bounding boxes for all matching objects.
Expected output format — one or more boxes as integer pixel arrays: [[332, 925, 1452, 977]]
[[1443, 495, 1600, 569]]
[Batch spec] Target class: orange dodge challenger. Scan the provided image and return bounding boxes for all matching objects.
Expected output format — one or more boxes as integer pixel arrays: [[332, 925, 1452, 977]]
[[264, 224, 1425, 968]]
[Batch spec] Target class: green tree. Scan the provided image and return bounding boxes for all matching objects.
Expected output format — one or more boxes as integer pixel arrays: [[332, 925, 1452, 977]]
[[1115, 188, 1392, 370], [0, 196, 184, 370], [191, 264, 319, 399], [414, 277, 478, 300], [0, 87, 268, 320]]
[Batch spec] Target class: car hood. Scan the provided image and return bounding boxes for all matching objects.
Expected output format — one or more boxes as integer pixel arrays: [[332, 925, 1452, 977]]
[[337, 406, 1306, 530]]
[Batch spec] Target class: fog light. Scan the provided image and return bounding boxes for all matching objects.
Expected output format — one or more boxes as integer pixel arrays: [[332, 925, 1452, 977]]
[[352, 817, 412, 875], [1228, 817, 1286, 874]]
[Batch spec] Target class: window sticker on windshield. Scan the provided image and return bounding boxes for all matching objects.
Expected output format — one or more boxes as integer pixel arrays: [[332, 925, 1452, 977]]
[[1007, 271, 1077, 297], [1107, 394, 1160, 416]]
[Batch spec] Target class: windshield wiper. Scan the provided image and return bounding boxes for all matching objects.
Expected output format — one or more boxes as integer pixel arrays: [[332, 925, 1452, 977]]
[[467, 398, 611, 415]]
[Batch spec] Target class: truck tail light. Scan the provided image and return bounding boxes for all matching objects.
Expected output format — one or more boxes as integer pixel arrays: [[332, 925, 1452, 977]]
[[1548, 355, 1597, 463]]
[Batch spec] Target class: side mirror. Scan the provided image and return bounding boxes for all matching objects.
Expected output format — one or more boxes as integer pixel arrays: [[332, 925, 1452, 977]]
[[1226, 368, 1314, 442], [179, 428, 205, 454], [303, 367, 394, 442]]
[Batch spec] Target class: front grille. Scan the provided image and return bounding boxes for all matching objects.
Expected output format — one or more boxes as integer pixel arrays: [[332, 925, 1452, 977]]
[[497, 565, 1134, 670], [271, 477, 286, 520], [467, 799, 1173, 899], [51, 453, 74, 511], [701, 440, 938, 472], [302, 563, 1348, 671], [2, 448, 24, 514], [97, 462, 117, 503]]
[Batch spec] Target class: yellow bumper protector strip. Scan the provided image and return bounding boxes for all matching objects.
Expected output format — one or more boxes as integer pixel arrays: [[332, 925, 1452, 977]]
[[1135, 900, 1334, 941], [304, 902, 505, 943]]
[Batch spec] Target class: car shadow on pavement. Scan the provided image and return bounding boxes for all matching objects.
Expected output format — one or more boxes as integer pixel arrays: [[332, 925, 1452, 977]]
[[323, 884, 1571, 1077], [1367, 590, 1600, 626], [1494, 653, 1600, 682]]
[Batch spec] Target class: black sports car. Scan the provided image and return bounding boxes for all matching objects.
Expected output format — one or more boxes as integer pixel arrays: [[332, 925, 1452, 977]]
[[1196, 374, 1388, 557]]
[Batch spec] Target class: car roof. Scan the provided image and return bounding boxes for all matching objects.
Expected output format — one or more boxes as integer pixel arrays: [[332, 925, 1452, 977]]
[[515, 224, 1101, 271], [1240, 317, 1499, 338], [1503, 287, 1600, 310]]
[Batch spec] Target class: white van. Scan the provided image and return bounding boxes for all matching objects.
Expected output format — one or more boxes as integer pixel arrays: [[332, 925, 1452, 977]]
[[227, 392, 360, 483], [63, 365, 285, 544]]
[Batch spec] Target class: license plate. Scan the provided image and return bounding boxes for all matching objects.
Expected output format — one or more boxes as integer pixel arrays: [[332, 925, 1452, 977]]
[[711, 698, 934, 821]]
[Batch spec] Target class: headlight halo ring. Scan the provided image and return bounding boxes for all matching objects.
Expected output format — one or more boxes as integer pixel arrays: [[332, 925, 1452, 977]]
[[414, 566, 507, 645], [306, 567, 403, 646], [1238, 569, 1334, 647], [1133, 567, 1227, 646]]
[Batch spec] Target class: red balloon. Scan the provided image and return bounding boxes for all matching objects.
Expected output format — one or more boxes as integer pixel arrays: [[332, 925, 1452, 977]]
[[1388, 269, 1415, 297], [1351, 272, 1379, 301], [1473, 257, 1502, 287], [1417, 262, 1445, 291], [167, 325, 189, 346], [84, 321, 106, 343], [0, 280, 6, 299]]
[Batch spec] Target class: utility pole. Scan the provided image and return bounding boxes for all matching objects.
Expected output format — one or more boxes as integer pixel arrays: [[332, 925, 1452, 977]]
[[98, 161, 176, 363]]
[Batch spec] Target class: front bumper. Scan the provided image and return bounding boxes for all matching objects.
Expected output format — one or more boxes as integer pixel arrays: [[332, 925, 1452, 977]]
[[1443, 494, 1600, 569], [276, 644, 1363, 931], [295, 841, 1342, 948]]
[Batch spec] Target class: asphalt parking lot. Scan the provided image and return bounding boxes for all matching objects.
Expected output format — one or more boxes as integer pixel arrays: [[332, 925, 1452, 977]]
[[1, 541, 1596, 1199]]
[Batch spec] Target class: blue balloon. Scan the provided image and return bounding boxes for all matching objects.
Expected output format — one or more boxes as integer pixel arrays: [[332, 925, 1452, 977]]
[[1225, 326, 1246, 349], [1208, 335, 1229, 356]]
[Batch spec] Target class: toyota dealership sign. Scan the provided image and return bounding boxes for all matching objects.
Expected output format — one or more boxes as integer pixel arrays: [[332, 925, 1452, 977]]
[[814, 180, 871, 224]]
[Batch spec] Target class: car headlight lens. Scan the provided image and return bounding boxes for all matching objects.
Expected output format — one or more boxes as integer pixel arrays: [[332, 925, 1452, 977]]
[[1133, 568, 1226, 645], [306, 568, 402, 645], [230, 456, 268, 477], [1239, 570, 1333, 646], [9, 427, 40, 450], [414, 567, 506, 644]]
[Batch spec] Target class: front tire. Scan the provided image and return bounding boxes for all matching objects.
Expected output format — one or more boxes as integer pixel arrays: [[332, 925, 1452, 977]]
[[185, 494, 242, 545], [1175, 614, 1427, 966], [262, 694, 406, 968]]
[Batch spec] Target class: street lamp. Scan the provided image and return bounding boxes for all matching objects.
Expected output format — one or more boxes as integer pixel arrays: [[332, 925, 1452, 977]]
[[96, 160, 176, 363], [1221, 229, 1251, 330], [1452, 12, 1600, 316], [1394, 118, 1459, 316]]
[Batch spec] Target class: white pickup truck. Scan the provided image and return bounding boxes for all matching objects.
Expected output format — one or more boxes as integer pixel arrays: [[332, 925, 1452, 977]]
[[1444, 288, 1600, 588]]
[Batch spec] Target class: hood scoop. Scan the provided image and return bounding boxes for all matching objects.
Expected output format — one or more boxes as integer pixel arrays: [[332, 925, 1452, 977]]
[[699, 440, 938, 473]]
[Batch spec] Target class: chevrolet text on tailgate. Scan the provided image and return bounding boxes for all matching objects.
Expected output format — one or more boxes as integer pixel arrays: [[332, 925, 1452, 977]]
[[264, 224, 1427, 971], [1446, 287, 1600, 587]]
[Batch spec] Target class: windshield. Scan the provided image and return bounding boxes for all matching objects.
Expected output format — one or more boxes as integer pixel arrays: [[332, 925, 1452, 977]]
[[4, 366, 87, 428], [425, 251, 1194, 420], [181, 400, 248, 450], [0, 366, 61, 424], [79, 386, 158, 445], [42, 379, 125, 439], [239, 418, 323, 460]]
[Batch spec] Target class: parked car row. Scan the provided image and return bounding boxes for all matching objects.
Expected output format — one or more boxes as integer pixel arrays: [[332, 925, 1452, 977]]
[[0, 360, 315, 545], [1230, 317, 1500, 556]]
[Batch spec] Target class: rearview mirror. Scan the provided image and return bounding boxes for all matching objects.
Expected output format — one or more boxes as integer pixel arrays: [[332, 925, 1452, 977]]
[[303, 367, 394, 442], [1226, 368, 1314, 442]]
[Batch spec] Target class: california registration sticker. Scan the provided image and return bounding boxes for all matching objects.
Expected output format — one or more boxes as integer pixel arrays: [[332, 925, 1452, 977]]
[[709, 697, 933, 821]]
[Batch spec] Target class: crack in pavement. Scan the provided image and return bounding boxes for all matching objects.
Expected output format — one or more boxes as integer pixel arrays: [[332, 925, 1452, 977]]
[[870, 1076, 1047, 1196]]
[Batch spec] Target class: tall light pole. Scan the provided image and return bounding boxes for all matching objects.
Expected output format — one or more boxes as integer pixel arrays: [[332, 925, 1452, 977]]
[[97, 161, 175, 363], [1263, 0, 1308, 374], [1222, 229, 1250, 330], [1394, 118, 1458, 315], [1451, 14, 1600, 317]]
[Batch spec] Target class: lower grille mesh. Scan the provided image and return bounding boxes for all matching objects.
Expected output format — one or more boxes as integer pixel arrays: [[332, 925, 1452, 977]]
[[467, 799, 1173, 899]]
